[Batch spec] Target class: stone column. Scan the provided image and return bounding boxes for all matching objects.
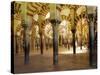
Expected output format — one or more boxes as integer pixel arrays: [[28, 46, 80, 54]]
[[15, 34, 18, 54], [71, 29, 76, 54], [59, 35, 63, 46], [40, 32, 43, 54], [32, 36, 35, 51], [50, 4, 61, 65], [88, 14, 96, 67], [43, 35, 46, 51], [70, 7, 76, 54], [80, 18, 83, 50], [51, 19, 60, 65], [23, 24, 30, 64], [38, 15, 45, 55]]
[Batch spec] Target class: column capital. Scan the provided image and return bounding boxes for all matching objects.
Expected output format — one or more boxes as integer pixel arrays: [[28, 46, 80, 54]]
[[71, 28, 76, 33], [50, 19, 61, 25], [88, 14, 94, 21]]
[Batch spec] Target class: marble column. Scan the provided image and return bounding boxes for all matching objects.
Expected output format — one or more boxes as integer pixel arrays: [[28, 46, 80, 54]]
[[51, 19, 60, 65], [40, 32, 43, 54], [23, 24, 30, 64], [71, 29, 76, 54], [88, 14, 96, 67], [71, 8, 76, 54]]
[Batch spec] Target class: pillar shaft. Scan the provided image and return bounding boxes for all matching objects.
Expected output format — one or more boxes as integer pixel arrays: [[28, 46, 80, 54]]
[[48, 38, 49, 48], [15, 35, 18, 54], [59, 35, 63, 46], [70, 8, 76, 54], [23, 25, 30, 64], [43, 36, 46, 50], [89, 16, 95, 67], [53, 24, 58, 65], [72, 29, 76, 54], [40, 33, 43, 54], [49, 4, 60, 65], [50, 19, 60, 65]]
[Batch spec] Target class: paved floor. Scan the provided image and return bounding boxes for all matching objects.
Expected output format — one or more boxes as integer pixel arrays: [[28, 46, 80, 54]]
[[14, 46, 92, 73]]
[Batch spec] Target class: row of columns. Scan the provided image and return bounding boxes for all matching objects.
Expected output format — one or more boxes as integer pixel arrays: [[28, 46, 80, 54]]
[[15, 15, 97, 67], [20, 16, 97, 67], [14, 5, 97, 67], [15, 33, 53, 54]]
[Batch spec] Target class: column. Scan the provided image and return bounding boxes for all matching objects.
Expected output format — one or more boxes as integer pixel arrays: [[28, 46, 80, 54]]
[[71, 7, 76, 54], [31, 30, 35, 51], [15, 34, 18, 54], [45, 38, 48, 50], [50, 4, 61, 65], [43, 36, 45, 50], [80, 18, 82, 50], [38, 15, 44, 55], [71, 29, 76, 54], [51, 19, 60, 65], [40, 32, 43, 54], [43, 36, 46, 51], [32, 37, 35, 51], [23, 24, 30, 64], [59, 35, 63, 46], [88, 14, 96, 67]]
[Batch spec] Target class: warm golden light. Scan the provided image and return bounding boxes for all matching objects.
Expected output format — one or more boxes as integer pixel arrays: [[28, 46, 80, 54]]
[[60, 8, 70, 17], [59, 46, 88, 54]]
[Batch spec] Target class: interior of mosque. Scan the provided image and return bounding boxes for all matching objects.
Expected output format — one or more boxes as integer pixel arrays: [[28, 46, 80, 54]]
[[11, 1, 97, 73]]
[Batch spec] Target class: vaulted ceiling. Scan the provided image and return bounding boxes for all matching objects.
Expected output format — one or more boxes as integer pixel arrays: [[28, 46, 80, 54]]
[[27, 2, 50, 17]]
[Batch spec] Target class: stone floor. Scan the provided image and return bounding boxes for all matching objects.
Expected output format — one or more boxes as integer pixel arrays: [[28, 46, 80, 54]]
[[14, 46, 93, 74]]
